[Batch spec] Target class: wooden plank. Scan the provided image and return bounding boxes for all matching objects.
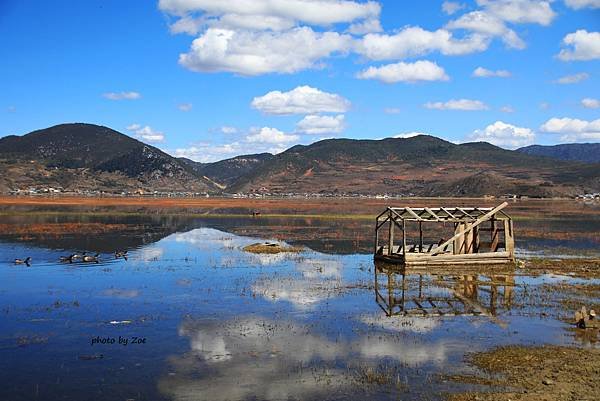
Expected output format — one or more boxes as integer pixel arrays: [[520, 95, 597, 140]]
[[404, 207, 423, 221], [424, 207, 441, 220], [429, 203, 508, 256]]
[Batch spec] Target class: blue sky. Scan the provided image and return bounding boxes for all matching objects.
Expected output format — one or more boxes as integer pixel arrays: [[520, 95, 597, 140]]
[[1, 0, 599, 162]]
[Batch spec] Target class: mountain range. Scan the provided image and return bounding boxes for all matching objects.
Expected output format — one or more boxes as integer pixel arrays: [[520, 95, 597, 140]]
[[517, 143, 600, 164], [1, 123, 599, 197]]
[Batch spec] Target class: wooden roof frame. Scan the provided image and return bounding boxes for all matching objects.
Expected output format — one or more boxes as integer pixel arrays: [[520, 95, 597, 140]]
[[376, 203, 511, 223]]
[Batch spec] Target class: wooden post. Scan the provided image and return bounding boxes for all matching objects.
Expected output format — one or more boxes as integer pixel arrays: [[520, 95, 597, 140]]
[[374, 220, 379, 254], [402, 218, 406, 257], [504, 219, 515, 257], [388, 211, 394, 256], [418, 221, 423, 253]]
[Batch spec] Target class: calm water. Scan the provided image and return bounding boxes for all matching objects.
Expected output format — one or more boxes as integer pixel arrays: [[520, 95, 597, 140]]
[[0, 211, 599, 400]]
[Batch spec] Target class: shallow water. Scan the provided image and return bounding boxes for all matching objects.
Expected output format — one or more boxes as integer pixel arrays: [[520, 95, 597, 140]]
[[0, 209, 599, 400]]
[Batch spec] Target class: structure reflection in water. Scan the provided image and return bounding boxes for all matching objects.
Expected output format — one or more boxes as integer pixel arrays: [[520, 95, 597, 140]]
[[374, 262, 515, 318]]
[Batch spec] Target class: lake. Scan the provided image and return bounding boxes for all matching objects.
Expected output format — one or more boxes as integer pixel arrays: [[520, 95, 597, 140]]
[[0, 198, 599, 400]]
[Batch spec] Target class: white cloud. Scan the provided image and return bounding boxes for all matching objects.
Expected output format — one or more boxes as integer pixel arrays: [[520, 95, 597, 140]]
[[178, 102, 193, 112], [296, 114, 345, 134], [158, 0, 381, 27], [356, 27, 490, 60], [476, 0, 556, 26], [557, 30, 600, 61], [554, 72, 589, 84], [564, 0, 600, 9], [179, 27, 352, 75], [173, 142, 243, 162], [424, 99, 489, 111], [472, 66, 512, 77], [357, 60, 449, 84], [446, 11, 525, 49], [217, 14, 297, 31], [126, 124, 165, 143], [470, 121, 535, 148], [540, 117, 600, 141], [102, 91, 141, 100], [442, 1, 466, 15], [384, 107, 401, 114], [539, 102, 550, 110], [246, 127, 299, 144], [220, 126, 238, 134], [501, 105, 515, 113], [251, 86, 351, 115], [394, 131, 429, 138], [582, 98, 600, 109], [169, 15, 207, 35], [347, 18, 382, 35]]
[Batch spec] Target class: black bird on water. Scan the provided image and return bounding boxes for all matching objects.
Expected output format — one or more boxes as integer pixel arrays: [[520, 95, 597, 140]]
[[14, 257, 31, 266], [114, 250, 128, 260], [60, 254, 75, 263], [82, 253, 100, 263]]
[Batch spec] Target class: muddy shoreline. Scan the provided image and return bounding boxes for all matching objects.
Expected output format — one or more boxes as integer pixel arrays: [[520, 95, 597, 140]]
[[446, 345, 600, 401]]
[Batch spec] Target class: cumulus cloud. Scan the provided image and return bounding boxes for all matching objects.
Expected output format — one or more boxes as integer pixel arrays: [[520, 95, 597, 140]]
[[446, 11, 525, 49], [554, 72, 589, 84], [540, 117, 600, 141], [357, 60, 449, 84], [347, 18, 382, 35], [251, 86, 351, 115], [442, 1, 466, 15], [173, 142, 242, 162], [356, 27, 490, 60], [472, 66, 512, 77], [296, 114, 345, 134], [246, 127, 299, 144], [179, 27, 352, 75], [171, 124, 300, 162], [557, 30, 600, 61], [470, 121, 535, 148], [564, 0, 600, 9], [476, 0, 556, 26], [424, 99, 489, 111], [581, 98, 600, 109], [158, 0, 381, 28], [126, 124, 165, 143], [102, 91, 141, 100], [178, 102, 193, 111]]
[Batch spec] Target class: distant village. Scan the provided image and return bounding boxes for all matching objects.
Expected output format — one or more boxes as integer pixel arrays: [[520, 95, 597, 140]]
[[6, 186, 600, 201]]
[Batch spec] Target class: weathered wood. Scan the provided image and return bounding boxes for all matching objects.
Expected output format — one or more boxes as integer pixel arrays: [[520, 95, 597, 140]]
[[387, 214, 394, 256], [374, 202, 514, 267], [418, 221, 423, 253], [429, 202, 508, 256]]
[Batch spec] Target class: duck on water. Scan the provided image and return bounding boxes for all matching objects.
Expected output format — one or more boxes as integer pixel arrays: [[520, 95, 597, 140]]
[[14, 257, 31, 266]]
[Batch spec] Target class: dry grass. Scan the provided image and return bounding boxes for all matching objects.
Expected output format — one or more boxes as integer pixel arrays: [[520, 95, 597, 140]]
[[242, 242, 303, 254]]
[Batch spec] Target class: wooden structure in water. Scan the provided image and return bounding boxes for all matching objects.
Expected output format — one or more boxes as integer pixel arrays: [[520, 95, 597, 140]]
[[374, 262, 515, 318], [374, 202, 515, 267]]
